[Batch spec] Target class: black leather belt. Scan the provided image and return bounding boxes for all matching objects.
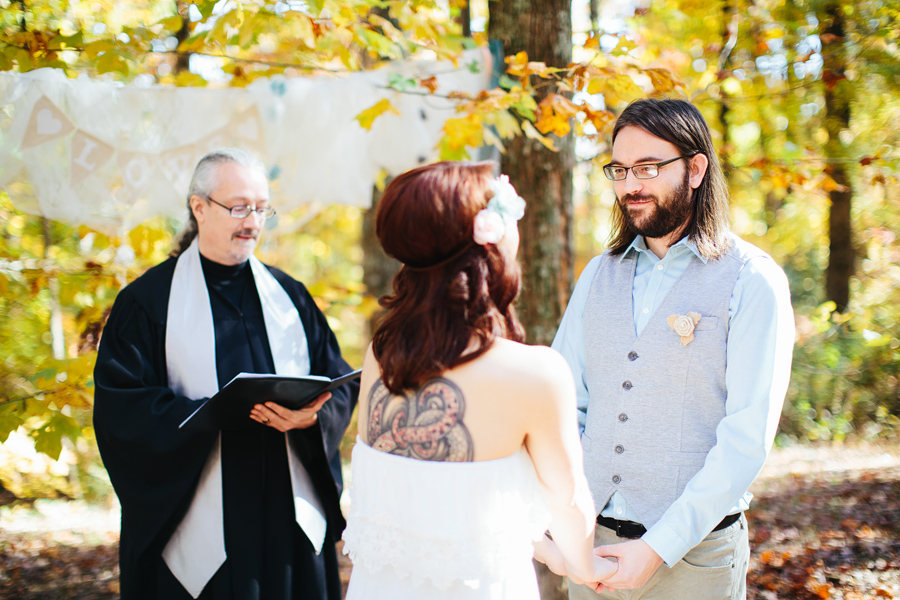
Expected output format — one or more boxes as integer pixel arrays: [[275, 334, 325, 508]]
[[597, 512, 741, 539]]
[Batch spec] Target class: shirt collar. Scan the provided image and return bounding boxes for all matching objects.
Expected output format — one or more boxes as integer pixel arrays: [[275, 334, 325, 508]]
[[622, 236, 708, 264]]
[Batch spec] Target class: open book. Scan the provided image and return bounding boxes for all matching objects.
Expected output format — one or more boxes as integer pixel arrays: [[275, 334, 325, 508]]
[[179, 368, 362, 430]]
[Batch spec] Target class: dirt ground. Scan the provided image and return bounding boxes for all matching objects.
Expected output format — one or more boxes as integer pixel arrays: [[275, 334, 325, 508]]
[[1, 442, 898, 599]]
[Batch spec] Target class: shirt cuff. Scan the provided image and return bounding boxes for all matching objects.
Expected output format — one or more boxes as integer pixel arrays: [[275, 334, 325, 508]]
[[642, 522, 692, 567]]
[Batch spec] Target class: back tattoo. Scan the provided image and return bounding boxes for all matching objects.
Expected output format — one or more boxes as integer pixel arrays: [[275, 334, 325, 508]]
[[366, 378, 474, 462]]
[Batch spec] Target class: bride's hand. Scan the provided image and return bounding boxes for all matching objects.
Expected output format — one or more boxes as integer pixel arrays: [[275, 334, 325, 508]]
[[589, 555, 618, 592], [533, 535, 567, 577]]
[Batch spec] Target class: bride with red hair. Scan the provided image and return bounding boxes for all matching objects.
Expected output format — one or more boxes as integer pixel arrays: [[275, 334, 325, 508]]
[[341, 161, 616, 599]]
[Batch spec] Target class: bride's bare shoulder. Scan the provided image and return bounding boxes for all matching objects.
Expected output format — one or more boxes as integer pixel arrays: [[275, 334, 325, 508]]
[[484, 339, 574, 392]]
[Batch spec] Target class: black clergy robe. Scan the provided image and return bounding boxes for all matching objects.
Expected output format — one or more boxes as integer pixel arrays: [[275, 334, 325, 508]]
[[93, 253, 358, 600]]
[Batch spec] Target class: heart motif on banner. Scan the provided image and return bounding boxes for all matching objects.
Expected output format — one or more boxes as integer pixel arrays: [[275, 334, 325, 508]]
[[37, 109, 63, 135], [20, 96, 75, 150]]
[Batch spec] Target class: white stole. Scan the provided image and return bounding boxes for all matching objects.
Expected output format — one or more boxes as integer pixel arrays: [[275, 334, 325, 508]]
[[161, 239, 327, 599]]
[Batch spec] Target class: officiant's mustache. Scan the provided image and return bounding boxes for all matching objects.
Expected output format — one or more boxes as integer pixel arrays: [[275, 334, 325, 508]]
[[232, 229, 259, 240]]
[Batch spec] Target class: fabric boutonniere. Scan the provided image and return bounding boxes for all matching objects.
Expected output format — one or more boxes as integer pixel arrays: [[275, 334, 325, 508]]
[[667, 312, 701, 346]]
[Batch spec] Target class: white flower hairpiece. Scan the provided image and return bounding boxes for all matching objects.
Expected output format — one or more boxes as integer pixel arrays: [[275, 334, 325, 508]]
[[473, 175, 526, 246]]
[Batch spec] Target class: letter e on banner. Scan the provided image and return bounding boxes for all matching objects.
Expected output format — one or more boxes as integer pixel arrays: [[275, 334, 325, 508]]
[[21, 96, 75, 150], [71, 131, 114, 185]]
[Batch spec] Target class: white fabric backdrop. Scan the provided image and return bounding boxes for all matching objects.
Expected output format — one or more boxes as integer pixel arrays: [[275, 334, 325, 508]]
[[0, 49, 490, 232]]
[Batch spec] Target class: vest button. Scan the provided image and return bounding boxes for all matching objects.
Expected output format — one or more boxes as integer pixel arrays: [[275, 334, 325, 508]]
[[618, 413, 628, 422], [628, 351, 638, 361], [612, 475, 621, 484], [615, 445, 625, 454], [622, 381, 633, 390]]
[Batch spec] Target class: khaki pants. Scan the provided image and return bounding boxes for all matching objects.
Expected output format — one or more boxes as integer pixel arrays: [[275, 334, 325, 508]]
[[569, 514, 749, 600]]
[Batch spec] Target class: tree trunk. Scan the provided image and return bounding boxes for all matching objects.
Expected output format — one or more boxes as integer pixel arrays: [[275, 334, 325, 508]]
[[718, 0, 737, 182], [490, 0, 575, 348], [489, 3, 574, 597], [820, 1, 854, 312], [362, 183, 400, 339], [174, 1, 191, 74]]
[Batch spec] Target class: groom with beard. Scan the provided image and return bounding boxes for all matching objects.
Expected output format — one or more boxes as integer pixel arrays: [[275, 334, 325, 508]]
[[553, 99, 794, 599]]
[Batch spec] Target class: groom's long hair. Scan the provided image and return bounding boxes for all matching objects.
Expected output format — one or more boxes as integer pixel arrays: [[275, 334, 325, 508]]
[[607, 99, 732, 260], [373, 161, 524, 395]]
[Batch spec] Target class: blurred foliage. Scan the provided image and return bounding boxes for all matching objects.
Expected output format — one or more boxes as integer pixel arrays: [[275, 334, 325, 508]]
[[1, 0, 899, 505]]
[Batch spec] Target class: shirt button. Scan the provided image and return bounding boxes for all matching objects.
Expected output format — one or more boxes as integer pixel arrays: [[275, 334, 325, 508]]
[[616, 508, 623, 515], [642, 307, 649, 314], [656, 264, 664, 271], [615, 445, 625, 454], [628, 351, 638, 361], [622, 381, 632, 390], [612, 475, 621, 484], [618, 413, 628, 422]]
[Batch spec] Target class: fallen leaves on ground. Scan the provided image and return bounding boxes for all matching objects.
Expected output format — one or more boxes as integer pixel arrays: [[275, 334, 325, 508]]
[[0, 531, 119, 599], [1, 453, 898, 599], [747, 465, 900, 599]]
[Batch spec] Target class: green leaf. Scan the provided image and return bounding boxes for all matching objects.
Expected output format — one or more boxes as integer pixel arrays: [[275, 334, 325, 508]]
[[83, 39, 114, 59], [498, 74, 517, 90], [306, 0, 325, 16], [0, 404, 23, 443], [196, 0, 217, 19], [438, 138, 470, 161], [96, 50, 130, 76], [387, 73, 416, 92]]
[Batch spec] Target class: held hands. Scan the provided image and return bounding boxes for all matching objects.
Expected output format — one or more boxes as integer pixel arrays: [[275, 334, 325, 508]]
[[592, 539, 664, 591], [532, 535, 619, 588], [250, 392, 331, 432]]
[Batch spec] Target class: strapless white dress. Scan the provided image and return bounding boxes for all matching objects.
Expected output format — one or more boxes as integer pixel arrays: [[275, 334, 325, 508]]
[[342, 438, 551, 600]]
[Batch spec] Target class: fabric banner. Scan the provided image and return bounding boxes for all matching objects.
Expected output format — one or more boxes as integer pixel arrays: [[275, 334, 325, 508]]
[[0, 49, 490, 232]]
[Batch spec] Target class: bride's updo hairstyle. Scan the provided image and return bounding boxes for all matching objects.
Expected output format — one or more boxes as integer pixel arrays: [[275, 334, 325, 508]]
[[373, 161, 525, 394]]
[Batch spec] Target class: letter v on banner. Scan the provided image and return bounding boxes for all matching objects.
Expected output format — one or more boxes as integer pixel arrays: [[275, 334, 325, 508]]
[[70, 131, 114, 186]]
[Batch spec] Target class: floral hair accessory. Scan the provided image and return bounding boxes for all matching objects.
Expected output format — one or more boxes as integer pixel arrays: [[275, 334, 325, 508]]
[[473, 175, 526, 246], [667, 312, 701, 346]]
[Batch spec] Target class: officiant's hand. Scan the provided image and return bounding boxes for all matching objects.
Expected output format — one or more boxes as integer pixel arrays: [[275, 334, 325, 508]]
[[592, 539, 663, 590], [250, 392, 331, 431]]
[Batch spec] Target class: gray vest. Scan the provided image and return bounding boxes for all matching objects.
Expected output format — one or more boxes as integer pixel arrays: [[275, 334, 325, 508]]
[[581, 235, 768, 527]]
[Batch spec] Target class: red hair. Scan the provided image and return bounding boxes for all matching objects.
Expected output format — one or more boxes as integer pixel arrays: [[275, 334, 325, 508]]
[[373, 161, 525, 394]]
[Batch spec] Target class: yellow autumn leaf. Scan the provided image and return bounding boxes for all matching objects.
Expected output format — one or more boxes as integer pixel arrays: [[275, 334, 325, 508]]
[[354, 98, 401, 130], [441, 113, 484, 151], [535, 94, 579, 137], [820, 175, 848, 193]]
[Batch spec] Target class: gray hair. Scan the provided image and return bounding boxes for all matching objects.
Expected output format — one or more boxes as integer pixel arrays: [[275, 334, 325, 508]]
[[171, 148, 267, 257]]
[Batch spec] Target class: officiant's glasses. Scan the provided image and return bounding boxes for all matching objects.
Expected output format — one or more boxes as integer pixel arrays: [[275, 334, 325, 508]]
[[602, 154, 696, 181], [204, 195, 276, 219]]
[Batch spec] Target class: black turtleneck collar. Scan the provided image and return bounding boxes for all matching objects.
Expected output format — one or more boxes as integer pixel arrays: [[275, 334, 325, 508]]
[[199, 253, 250, 282]]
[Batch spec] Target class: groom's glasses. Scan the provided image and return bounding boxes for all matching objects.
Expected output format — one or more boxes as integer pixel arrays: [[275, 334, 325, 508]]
[[602, 154, 697, 181], [204, 195, 276, 219]]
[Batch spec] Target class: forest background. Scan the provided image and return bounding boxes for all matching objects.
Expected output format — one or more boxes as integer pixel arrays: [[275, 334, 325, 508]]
[[0, 0, 898, 598]]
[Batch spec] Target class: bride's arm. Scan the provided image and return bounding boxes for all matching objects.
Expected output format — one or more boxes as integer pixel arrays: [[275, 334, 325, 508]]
[[522, 348, 612, 585], [533, 533, 567, 576]]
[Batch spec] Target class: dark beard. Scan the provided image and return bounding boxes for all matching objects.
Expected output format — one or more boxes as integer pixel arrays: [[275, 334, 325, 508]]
[[619, 170, 692, 239]]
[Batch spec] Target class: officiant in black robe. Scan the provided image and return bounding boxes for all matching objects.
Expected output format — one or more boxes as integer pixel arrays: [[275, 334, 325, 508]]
[[93, 149, 358, 600]]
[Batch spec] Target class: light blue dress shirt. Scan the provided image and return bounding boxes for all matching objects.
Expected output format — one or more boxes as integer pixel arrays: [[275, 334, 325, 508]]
[[551, 235, 795, 566]]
